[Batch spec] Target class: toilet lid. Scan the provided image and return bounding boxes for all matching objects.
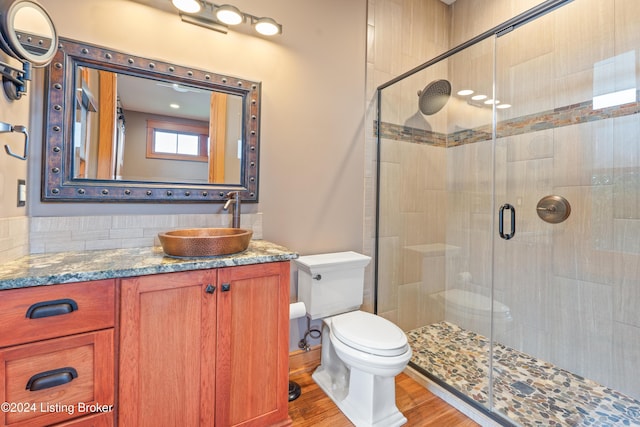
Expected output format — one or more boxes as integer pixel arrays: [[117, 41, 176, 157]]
[[331, 311, 408, 357]]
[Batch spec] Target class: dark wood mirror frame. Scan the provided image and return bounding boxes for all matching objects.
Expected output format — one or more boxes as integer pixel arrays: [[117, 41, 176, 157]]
[[42, 37, 261, 203]]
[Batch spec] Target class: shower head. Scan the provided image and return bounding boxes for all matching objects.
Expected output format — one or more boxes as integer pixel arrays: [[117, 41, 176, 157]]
[[418, 79, 451, 115]]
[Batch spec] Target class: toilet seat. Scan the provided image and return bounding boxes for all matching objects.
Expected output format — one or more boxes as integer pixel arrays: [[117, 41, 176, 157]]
[[331, 311, 409, 357]]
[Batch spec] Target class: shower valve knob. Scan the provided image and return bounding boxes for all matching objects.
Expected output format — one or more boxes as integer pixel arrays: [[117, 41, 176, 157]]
[[536, 195, 571, 224]]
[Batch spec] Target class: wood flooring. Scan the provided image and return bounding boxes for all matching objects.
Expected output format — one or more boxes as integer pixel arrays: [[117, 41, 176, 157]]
[[288, 369, 480, 427]]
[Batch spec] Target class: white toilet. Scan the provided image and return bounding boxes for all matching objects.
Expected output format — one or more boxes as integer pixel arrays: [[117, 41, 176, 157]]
[[295, 252, 412, 427]]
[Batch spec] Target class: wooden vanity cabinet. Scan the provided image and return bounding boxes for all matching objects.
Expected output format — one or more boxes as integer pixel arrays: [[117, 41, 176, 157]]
[[0, 280, 116, 427], [118, 269, 217, 426], [118, 262, 291, 427], [215, 262, 291, 427]]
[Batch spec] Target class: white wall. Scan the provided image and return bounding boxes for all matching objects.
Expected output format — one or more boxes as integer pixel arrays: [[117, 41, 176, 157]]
[[24, 0, 366, 259], [0, 49, 30, 261]]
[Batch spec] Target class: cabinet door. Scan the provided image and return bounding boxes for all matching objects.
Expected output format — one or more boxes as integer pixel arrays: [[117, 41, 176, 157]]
[[216, 262, 291, 427], [118, 270, 217, 427], [0, 330, 114, 427]]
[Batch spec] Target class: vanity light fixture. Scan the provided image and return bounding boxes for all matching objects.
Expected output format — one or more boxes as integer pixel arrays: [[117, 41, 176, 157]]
[[172, 1, 283, 36]]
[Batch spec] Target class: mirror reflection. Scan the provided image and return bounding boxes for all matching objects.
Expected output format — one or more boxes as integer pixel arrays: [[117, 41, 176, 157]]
[[7, 0, 57, 64], [72, 66, 242, 184], [14, 3, 53, 46], [42, 37, 261, 203], [0, 0, 58, 101]]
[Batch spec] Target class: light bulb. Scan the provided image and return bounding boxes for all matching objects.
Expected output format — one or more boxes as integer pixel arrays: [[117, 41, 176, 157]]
[[254, 17, 281, 36], [172, 0, 201, 14], [216, 5, 243, 25]]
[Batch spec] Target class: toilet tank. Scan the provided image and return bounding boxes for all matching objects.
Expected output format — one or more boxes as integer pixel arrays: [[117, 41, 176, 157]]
[[295, 251, 371, 320]]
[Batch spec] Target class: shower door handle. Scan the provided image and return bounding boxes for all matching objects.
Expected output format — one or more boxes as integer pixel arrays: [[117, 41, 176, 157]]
[[499, 203, 516, 240]]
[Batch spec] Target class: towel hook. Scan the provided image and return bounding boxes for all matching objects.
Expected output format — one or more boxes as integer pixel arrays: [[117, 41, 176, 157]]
[[1, 122, 29, 160]]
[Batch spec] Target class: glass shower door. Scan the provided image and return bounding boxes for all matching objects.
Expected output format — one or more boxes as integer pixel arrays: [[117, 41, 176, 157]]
[[492, 0, 640, 424], [377, 1, 640, 425], [376, 35, 499, 415]]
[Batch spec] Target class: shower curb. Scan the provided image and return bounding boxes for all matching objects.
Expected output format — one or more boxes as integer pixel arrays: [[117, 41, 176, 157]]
[[404, 365, 510, 427]]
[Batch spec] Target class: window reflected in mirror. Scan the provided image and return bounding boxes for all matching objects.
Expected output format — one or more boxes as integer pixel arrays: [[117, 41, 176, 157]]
[[72, 65, 242, 185]]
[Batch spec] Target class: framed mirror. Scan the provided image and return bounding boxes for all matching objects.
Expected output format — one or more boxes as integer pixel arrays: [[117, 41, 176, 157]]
[[42, 37, 260, 202]]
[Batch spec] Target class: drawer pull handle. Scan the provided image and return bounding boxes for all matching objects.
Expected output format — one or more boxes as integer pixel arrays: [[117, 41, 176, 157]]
[[26, 298, 78, 319], [26, 367, 78, 391]]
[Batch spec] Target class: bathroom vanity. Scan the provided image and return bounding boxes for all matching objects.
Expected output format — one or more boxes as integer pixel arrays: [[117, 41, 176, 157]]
[[0, 241, 297, 427]]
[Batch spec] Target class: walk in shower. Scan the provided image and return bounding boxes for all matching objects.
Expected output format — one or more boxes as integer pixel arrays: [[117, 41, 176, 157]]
[[375, 0, 640, 425]]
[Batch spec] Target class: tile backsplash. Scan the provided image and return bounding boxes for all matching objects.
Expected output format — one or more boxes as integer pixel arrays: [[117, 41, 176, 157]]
[[29, 213, 262, 254], [0, 217, 29, 261]]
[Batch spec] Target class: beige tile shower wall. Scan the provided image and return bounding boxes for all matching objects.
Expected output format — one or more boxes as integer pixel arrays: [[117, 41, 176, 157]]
[[494, 116, 640, 399], [464, 0, 625, 118], [373, 0, 640, 400], [377, 137, 447, 330], [363, 0, 451, 314], [447, 36, 494, 128], [490, 0, 640, 399], [365, 0, 452, 313], [29, 213, 262, 254], [446, 140, 494, 291], [421, 0, 640, 399], [450, 0, 545, 47]]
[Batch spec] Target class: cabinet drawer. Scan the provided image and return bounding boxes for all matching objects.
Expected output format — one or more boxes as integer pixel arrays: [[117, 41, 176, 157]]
[[53, 411, 113, 427], [0, 280, 115, 348], [0, 330, 115, 427]]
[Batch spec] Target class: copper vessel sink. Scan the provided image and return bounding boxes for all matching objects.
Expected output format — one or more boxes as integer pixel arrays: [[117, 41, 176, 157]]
[[158, 228, 253, 257]]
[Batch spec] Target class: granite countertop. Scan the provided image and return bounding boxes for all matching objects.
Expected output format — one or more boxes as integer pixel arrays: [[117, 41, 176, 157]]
[[0, 240, 298, 291]]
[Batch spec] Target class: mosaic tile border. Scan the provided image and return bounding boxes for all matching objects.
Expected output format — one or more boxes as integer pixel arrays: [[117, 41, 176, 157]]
[[408, 322, 640, 427], [378, 95, 640, 147], [378, 121, 448, 147]]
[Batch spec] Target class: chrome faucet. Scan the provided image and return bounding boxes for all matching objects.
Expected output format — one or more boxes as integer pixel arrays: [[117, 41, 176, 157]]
[[223, 191, 241, 228]]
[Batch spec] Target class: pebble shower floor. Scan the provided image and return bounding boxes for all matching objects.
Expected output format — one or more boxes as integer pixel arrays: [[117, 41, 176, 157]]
[[407, 322, 640, 426]]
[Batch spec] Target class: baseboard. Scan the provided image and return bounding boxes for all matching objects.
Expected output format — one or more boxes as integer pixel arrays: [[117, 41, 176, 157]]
[[289, 345, 321, 375]]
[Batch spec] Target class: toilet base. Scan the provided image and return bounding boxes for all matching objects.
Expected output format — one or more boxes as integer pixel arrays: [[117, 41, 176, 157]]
[[313, 365, 407, 427]]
